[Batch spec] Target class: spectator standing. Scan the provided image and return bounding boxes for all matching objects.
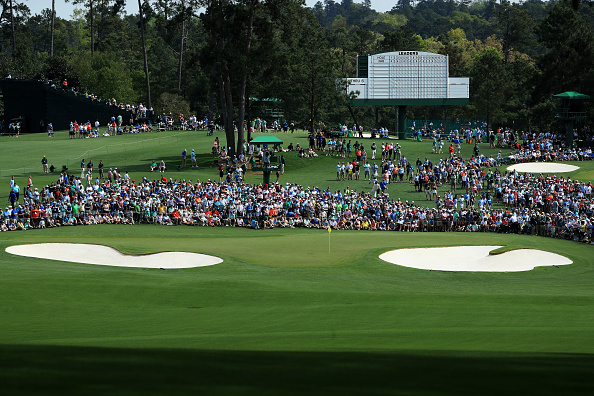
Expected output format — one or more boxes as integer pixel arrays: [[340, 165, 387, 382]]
[[12, 183, 20, 203], [87, 159, 93, 176], [9, 190, 17, 208], [191, 149, 197, 167], [41, 156, 48, 173]]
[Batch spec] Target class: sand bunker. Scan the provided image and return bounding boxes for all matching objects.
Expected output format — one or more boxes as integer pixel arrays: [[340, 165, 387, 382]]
[[507, 163, 579, 173], [5, 243, 223, 269], [379, 246, 572, 272]]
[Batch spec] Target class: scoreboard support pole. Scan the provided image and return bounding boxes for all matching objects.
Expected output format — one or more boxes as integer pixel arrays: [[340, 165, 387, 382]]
[[395, 105, 407, 140], [394, 106, 397, 138]]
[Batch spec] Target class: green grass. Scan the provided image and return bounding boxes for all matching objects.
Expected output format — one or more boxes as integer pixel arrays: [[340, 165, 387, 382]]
[[1, 131, 594, 394]]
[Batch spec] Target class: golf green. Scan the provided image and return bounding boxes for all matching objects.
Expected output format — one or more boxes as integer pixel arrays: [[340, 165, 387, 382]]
[[1, 225, 594, 395]]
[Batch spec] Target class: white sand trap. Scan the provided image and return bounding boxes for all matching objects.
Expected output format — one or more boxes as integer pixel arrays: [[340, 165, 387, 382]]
[[507, 162, 579, 173], [5, 243, 223, 269], [379, 246, 572, 272]]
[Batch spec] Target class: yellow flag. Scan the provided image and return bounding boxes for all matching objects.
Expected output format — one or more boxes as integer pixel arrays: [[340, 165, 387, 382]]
[[328, 224, 332, 233]]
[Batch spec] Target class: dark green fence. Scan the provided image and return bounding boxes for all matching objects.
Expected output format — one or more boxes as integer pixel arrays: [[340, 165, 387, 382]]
[[1, 79, 133, 133]]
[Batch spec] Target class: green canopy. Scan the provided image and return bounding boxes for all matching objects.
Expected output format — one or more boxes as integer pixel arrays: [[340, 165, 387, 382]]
[[553, 92, 590, 100], [249, 136, 284, 146]]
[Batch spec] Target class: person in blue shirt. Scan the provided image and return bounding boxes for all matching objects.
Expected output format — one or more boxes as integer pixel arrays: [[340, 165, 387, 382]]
[[12, 183, 20, 203], [11, 207, 19, 222], [9, 191, 17, 208], [191, 149, 197, 167], [182, 149, 187, 167]]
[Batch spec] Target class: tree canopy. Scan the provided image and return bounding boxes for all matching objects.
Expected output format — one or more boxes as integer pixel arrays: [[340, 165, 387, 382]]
[[1, 0, 594, 146]]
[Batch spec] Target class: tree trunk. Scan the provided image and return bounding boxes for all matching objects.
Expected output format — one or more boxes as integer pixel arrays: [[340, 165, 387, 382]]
[[208, 62, 217, 124], [237, 1, 256, 155], [208, 90, 214, 122], [138, 0, 152, 108], [51, 0, 55, 56], [309, 108, 315, 133], [219, 70, 236, 157], [90, 0, 94, 55], [9, 0, 15, 53], [347, 103, 359, 133], [177, 0, 185, 91], [212, 0, 235, 157], [309, 70, 315, 133]]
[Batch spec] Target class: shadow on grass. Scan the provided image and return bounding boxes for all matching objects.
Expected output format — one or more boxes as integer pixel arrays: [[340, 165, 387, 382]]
[[119, 154, 221, 174], [1, 345, 593, 395]]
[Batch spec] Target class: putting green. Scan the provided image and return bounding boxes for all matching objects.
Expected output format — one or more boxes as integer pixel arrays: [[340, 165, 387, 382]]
[[1, 225, 594, 395]]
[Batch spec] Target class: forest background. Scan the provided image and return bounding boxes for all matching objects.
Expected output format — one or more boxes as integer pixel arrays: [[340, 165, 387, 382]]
[[1, 0, 593, 155]]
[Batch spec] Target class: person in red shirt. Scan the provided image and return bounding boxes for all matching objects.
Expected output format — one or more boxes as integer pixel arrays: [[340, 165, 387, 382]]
[[31, 207, 40, 228], [171, 209, 180, 225]]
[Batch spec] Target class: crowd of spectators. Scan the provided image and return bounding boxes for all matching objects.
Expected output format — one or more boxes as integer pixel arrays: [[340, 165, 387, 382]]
[[64, 115, 212, 138], [4, 129, 594, 244], [2, 142, 594, 244], [46, 78, 212, 134], [67, 118, 154, 138], [47, 78, 155, 119]]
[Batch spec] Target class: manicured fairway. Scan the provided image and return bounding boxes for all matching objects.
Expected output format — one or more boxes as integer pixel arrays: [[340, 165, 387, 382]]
[[1, 225, 594, 395], [2, 131, 594, 394]]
